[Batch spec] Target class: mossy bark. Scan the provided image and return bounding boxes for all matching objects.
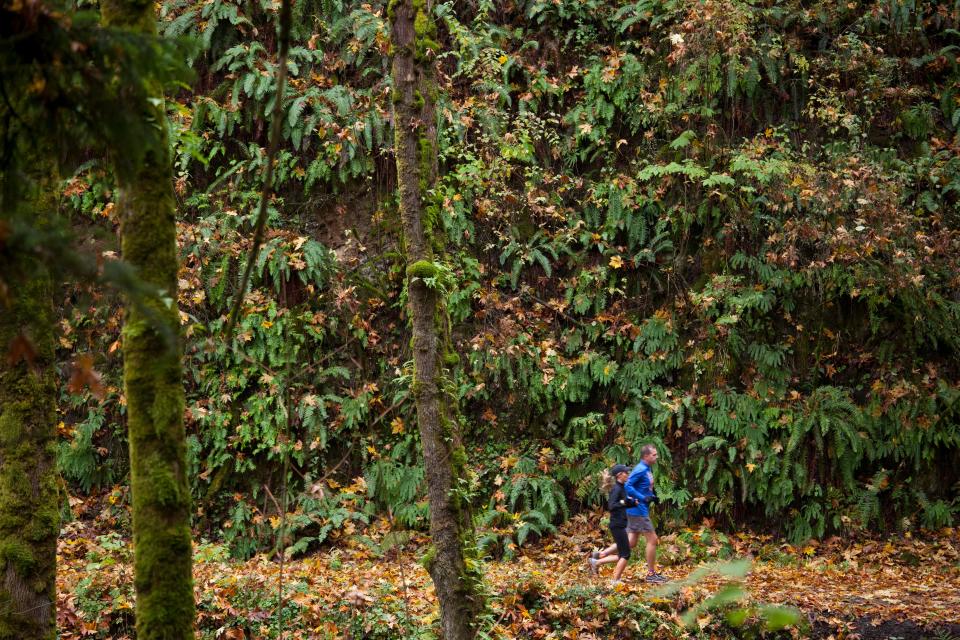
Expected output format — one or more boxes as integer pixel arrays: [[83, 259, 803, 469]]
[[390, 1, 485, 638], [100, 1, 195, 638], [0, 163, 58, 640]]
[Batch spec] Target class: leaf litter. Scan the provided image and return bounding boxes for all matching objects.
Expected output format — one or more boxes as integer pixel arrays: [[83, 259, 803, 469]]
[[57, 506, 960, 639]]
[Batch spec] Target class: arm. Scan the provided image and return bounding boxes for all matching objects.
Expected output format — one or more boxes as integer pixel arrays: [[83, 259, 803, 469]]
[[608, 484, 625, 512], [608, 484, 637, 511], [624, 467, 652, 504]]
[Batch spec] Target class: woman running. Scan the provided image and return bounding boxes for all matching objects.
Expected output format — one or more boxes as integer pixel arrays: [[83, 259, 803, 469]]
[[588, 463, 638, 586]]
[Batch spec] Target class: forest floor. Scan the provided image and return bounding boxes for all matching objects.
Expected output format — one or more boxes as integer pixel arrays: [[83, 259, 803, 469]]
[[56, 503, 960, 639], [546, 517, 960, 639]]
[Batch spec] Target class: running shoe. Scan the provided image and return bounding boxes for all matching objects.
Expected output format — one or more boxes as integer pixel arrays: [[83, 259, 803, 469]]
[[645, 572, 667, 584]]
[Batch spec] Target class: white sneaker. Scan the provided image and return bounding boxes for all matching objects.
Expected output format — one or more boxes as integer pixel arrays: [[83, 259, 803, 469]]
[[587, 557, 598, 575]]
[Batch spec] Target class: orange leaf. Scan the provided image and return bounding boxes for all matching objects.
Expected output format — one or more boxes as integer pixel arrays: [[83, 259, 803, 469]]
[[68, 353, 106, 399]]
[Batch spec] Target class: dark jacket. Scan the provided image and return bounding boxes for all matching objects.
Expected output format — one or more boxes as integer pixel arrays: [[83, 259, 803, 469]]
[[607, 481, 636, 529]]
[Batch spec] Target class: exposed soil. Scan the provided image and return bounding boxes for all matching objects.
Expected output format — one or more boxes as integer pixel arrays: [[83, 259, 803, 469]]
[[810, 615, 960, 639]]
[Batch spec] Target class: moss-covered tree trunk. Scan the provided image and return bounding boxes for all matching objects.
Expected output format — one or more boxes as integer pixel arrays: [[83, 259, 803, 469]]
[[0, 164, 59, 640], [390, 1, 484, 638], [100, 1, 195, 638]]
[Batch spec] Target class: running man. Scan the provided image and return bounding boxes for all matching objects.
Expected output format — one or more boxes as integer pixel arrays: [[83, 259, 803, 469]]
[[589, 444, 666, 583]]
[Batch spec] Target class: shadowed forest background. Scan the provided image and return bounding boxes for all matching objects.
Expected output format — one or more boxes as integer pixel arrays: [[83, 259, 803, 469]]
[[2, 0, 960, 637]]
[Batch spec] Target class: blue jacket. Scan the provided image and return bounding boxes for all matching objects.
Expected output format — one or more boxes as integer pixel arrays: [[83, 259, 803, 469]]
[[625, 461, 654, 517]]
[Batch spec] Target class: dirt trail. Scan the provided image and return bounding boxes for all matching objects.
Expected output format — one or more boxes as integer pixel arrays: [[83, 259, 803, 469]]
[[810, 618, 960, 640]]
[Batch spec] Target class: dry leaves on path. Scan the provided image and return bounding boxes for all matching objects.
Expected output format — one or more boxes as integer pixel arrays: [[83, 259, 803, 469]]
[[57, 514, 960, 639]]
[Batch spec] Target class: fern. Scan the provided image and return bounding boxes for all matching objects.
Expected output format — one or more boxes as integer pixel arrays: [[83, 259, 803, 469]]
[[58, 408, 118, 493], [365, 458, 428, 529]]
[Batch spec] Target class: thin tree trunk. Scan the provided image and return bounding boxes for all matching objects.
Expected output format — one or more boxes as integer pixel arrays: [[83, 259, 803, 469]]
[[0, 164, 58, 640], [100, 2, 195, 638], [389, 1, 485, 638]]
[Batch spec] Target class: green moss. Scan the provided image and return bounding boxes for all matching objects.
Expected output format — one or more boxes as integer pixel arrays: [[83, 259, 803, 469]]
[[147, 452, 182, 507], [413, 89, 425, 109], [0, 540, 35, 575], [450, 445, 468, 474], [438, 413, 453, 439], [417, 135, 434, 198], [203, 464, 232, 501], [442, 351, 460, 366], [123, 318, 149, 340], [412, 0, 438, 61], [423, 201, 441, 247], [420, 544, 437, 572], [417, 134, 443, 250], [416, 37, 440, 61], [407, 259, 439, 280], [0, 154, 59, 640], [102, 0, 196, 635], [0, 409, 22, 445], [412, 1, 433, 35], [410, 378, 424, 398], [26, 508, 58, 543]]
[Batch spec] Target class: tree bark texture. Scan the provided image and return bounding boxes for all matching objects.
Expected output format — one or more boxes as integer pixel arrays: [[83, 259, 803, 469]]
[[389, 1, 485, 638], [100, 1, 195, 638], [0, 164, 58, 640]]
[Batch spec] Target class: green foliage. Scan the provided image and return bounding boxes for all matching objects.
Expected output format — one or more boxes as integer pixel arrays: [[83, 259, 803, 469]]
[[430, 0, 960, 542], [481, 576, 668, 640], [58, 408, 122, 493], [50, 0, 960, 552], [69, 534, 136, 638], [366, 450, 429, 529], [476, 452, 569, 557], [651, 558, 803, 636], [281, 478, 371, 557], [669, 528, 735, 564], [498, 229, 563, 290], [0, 2, 193, 182]]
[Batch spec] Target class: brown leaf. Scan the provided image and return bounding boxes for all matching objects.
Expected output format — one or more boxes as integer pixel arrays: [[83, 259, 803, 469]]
[[6, 332, 38, 369], [344, 586, 373, 607], [68, 353, 106, 399]]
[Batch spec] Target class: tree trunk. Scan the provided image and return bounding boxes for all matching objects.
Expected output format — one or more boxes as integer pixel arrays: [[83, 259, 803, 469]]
[[389, 1, 485, 638], [0, 164, 58, 640], [100, 2, 195, 638]]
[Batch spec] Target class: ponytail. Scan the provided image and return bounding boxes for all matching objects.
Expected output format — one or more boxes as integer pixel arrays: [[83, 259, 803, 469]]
[[600, 469, 615, 493]]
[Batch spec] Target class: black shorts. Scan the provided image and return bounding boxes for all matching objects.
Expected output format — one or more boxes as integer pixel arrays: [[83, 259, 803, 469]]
[[610, 526, 631, 560]]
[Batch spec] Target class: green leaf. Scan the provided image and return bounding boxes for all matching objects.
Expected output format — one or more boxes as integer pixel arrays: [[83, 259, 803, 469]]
[[702, 172, 736, 188], [669, 130, 696, 149], [759, 605, 802, 630]]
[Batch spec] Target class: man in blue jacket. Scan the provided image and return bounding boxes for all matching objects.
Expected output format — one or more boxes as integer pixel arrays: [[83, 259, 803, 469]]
[[590, 444, 666, 583], [624, 444, 666, 583]]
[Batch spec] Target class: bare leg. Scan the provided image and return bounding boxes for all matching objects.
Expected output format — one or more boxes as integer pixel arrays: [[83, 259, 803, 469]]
[[595, 554, 620, 567], [644, 530, 658, 574], [612, 557, 629, 581], [597, 543, 618, 558]]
